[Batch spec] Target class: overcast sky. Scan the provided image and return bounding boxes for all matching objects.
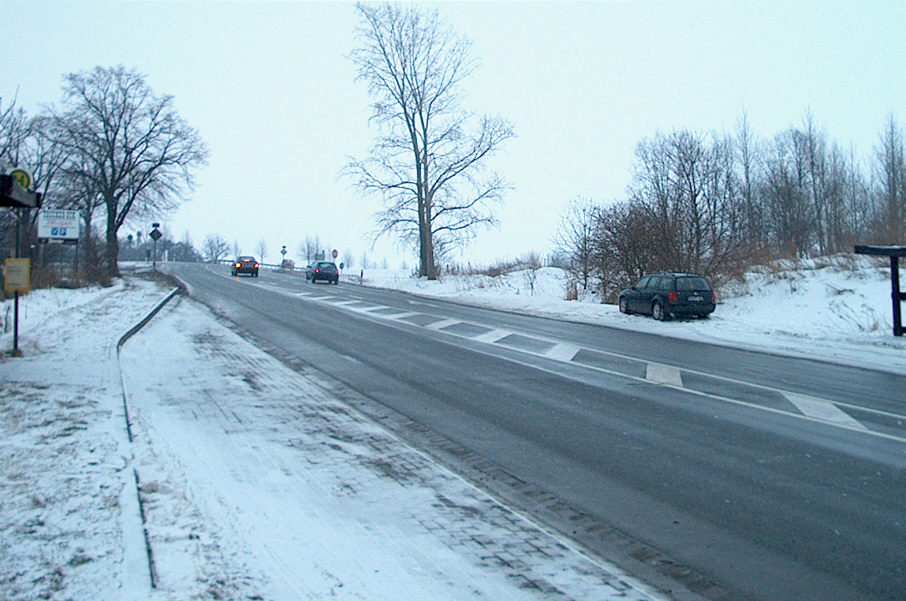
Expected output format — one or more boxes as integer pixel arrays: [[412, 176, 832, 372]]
[[3, 1, 904, 267]]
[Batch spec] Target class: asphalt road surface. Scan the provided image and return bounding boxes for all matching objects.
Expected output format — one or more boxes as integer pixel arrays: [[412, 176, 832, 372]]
[[165, 262, 906, 601]]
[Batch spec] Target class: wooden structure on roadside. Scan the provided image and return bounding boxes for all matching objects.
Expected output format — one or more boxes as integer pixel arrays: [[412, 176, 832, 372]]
[[855, 245, 906, 336]]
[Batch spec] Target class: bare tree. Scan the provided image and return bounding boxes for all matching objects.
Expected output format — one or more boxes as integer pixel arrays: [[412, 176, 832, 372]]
[[521, 252, 542, 296], [348, 3, 514, 279], [52, 66, 208, 277], [761, 128, 815, 256], [875, 115, 906, 243], [256, 239, 268, 264], [735, 109, 764, 250], [0, 94, 30, 171], [342, 250, 355, 269], [300, 234, 322, 264], [554, 196, 598, 291], [593, 199, 658, 300], [628, 130, 744, 275], [202, 234, 230, 263]]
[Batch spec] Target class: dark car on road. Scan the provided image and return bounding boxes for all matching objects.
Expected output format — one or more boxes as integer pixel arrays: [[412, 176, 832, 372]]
[[231, 256, 259, 277], [618, 272, 716, 320], [309, 261, 339, 284]]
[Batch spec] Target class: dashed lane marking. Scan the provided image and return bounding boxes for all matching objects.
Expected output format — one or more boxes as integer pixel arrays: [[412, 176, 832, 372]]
[[645, 363, 684, 387], [473, 329, 515, 344], [783, 392, 869, 430], [425, 318, 462, 331], [544, 343, 581, 362]]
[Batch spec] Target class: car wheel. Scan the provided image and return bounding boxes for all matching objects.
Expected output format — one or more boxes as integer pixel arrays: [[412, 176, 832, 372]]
[[652, 300, 668, 321], [619, 297, 631, 314]]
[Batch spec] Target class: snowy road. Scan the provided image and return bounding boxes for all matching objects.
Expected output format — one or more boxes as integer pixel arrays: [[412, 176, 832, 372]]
[[119, 290, 661, 600], [166, 262, 906, 601]]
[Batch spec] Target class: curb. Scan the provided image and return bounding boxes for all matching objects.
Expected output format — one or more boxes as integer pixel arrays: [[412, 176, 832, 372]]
[[115, 285, 183, 594]]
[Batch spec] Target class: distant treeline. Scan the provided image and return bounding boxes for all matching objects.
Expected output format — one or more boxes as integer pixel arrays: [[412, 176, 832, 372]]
[[555, 112, 905, 301]]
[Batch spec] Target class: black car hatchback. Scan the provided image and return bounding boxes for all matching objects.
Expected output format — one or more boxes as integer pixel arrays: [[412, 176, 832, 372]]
[[310, 261, 339, 284], [618, 273, 716, 320]]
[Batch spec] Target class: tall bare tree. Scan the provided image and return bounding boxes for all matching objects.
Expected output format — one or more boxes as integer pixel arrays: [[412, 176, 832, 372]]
[[0, 95, 30, 172], [53, 66, 208, 277], [348, 3, 514, 279], [629, 130, 744, 274], [875, 115, 906, 243], [554, 196, 599, 291]]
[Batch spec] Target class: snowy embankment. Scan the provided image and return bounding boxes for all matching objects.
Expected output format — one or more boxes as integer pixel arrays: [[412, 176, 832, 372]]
[[359, 255, 906, 374]]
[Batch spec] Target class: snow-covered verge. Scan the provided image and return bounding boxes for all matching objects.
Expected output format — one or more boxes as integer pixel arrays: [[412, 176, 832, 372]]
[[0, 280, 173, 601], [357, 254, 906, 374], [0, 277, 664, 601]]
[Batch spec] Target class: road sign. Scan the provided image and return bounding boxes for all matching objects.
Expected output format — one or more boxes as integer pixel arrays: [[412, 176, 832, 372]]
[[38, 209, 80, 241], [4, 258, 30, 294], [149, 228, 162, 241], [332, 249, 339, 259], [9, 168, 32, 191]]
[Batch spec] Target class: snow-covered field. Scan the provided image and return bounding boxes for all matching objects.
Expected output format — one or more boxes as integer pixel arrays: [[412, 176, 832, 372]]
[[0, 256, 902, 601]]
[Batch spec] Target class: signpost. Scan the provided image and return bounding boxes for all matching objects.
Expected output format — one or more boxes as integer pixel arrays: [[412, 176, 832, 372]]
[[3, 258, 30, 356], [2, 169, 40, 356], [149, 223, 162, 270]]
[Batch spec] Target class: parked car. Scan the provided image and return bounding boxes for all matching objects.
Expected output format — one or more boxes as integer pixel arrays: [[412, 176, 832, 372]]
[[231, 256, 259, 277], [618, 273, 716, 320], [304, 264, 314, 280], [309, 261, 339, 284]]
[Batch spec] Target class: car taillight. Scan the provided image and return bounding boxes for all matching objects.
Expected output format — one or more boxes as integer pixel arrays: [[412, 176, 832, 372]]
[[668, 291, 678, 302], [255, 263, 259, 268], [235, 263, 240, 268]]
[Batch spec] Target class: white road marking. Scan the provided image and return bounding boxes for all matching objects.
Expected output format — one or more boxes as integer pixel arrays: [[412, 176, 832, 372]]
[[359, 305, 392, 313], [545, 343, 581, 362], [646, 363, 684, 387], [386, 311, 421, 320], [783, 392, 869, 430], [473, 329, 514, 344], [425, 318, 462, 331]]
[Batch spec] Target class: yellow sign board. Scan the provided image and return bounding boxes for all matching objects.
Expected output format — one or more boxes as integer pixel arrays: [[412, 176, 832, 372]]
[[9, 168, 33, 191], [4, 258, 30, 294]]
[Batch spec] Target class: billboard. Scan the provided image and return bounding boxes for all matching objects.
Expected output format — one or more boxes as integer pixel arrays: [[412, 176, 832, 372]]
[[37, 209, 80, 242]]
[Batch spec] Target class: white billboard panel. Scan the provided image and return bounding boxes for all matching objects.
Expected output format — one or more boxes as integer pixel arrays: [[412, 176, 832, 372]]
[[38, 209, 80, 241]]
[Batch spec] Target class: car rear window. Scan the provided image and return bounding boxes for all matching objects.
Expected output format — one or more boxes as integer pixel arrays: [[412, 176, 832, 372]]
[[676, 277, 711, 291]]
